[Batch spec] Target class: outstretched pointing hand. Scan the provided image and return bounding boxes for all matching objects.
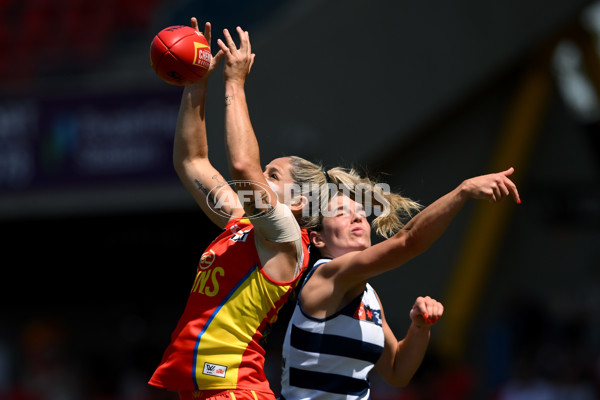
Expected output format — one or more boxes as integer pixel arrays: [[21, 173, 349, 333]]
[[462, 167, 521, 204]]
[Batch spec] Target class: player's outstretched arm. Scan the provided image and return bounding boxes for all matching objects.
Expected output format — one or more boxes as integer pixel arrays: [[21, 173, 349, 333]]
[[217, 27, 277, 217], [333, 168, 521, 284], [174, 19, 244, 229], [398, 167, 520, 254], [216, 27, 303, 283]]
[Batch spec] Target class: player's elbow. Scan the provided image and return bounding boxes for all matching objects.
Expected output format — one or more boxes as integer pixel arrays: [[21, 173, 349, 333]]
[[173, 150, 201, 174], [378, 358, 416, 388], [173, 158, 185, 176], [385, 374, 413, 388], [395, 379, 412, 388], [229, 158, 250, 175], [229, 157, 259, 179], [386, 365, 420, 388], [392, 232, 427, 260]]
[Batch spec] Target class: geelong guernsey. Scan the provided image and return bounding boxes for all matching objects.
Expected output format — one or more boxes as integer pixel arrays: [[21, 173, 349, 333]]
[[280, 258, 385, 400], [149, 217, 310, 393]]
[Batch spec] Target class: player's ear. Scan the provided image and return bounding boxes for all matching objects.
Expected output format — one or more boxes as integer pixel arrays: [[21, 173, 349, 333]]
[[310, 230, 325, 249], [289, 195, 307, 213]]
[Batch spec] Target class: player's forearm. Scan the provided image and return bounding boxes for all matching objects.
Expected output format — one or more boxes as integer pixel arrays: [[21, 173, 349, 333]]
[[400, 184, 469, 255], [390, 324, 431, 386], [174, 83, 210, 166], [223, 82, 262, 179]]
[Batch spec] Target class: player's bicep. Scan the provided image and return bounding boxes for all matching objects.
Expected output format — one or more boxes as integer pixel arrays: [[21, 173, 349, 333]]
[[251, 203, 305, 281], [374, 300, 399, 383], [249, 202, 301, 243]]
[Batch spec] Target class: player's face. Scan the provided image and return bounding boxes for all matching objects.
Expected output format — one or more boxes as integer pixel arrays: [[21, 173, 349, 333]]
[[263, 157, 294, 203], [315, 195, 371, 258]]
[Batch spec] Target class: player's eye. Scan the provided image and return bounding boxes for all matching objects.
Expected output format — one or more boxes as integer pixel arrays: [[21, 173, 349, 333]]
[[335, 207, 349, 217]]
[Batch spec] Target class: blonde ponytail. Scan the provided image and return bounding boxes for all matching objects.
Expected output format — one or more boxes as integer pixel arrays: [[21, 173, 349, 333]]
[[324, 167, 422, 238], [288, 156, 421, 236]]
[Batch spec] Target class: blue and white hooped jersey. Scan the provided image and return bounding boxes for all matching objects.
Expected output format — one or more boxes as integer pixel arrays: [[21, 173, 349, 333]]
[[280, 258, 385, 400]]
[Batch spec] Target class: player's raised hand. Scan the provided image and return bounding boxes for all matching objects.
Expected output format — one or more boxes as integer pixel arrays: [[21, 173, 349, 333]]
[[218, 26, 255, 85], [462, 167, 521, 204], [189, 18, 223, 82]]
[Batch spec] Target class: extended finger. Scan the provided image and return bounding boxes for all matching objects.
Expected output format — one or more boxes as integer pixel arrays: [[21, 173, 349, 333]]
[[249, 53, 256, 72], [491, 185, 501, 202], [223, 28, 237, 50], [203, 22, 212, 44], [216, 38, 229, 53], [503, 166, 515, 177], [237, 27, 250, 53], [504, 177, 521, 204], [191, 17, 199, 32], [512, 187, 521, 204], [497, 180, 510, 199], [212, 49, 224, 68]]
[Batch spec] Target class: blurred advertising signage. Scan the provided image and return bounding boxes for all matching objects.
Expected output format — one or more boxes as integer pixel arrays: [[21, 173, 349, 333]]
[[0, 90, 181, 192]]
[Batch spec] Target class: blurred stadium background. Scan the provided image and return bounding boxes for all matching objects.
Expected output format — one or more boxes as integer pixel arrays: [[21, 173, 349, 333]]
[[1, 0, 599, 399]]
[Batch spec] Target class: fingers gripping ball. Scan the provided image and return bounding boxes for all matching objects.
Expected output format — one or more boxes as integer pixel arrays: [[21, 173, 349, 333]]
[[150, 25, 212, 86]]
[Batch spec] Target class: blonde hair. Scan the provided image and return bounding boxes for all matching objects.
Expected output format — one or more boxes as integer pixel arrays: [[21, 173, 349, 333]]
[[289, 156, 422, 237]]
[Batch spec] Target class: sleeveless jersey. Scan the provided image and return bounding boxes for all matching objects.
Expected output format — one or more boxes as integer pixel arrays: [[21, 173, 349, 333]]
[[149, 217, 310, 393], [280, 258, 385, 400]]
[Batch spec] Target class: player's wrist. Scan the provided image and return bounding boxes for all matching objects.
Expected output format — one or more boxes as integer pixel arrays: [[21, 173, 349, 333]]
[[224, 83, 247, 105], [455, 180, 473, 201], [224, 79, 246, 91], [187, 79, 208, 91], [409, 320, 432, 333]]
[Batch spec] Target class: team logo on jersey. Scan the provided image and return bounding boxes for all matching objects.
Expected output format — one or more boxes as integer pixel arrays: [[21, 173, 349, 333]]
[[354, 302, 382, 326], [230, 228, 250, 243], [199, 250, 216, 270], [202, 362, 227, 378]]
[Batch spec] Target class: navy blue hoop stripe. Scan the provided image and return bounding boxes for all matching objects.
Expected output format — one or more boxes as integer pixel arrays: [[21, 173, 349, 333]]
[[290, 324, 383, 364], [289, 367, 370, 396]]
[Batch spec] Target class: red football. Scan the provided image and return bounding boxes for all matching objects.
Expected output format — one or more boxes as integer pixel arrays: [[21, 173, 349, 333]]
[[150, 25, 212, 86]]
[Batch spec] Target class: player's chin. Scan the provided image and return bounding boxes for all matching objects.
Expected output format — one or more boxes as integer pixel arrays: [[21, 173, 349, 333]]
[[350, 239, 370, 251]]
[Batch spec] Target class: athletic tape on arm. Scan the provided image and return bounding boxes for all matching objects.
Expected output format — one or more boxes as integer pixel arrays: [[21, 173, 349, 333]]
[[250, 203, 304, 277], [249, 202, 301, 243]]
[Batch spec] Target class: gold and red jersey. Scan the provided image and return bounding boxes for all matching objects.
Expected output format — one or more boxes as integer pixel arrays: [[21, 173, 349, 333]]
[[149, 217, 309, 393]]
